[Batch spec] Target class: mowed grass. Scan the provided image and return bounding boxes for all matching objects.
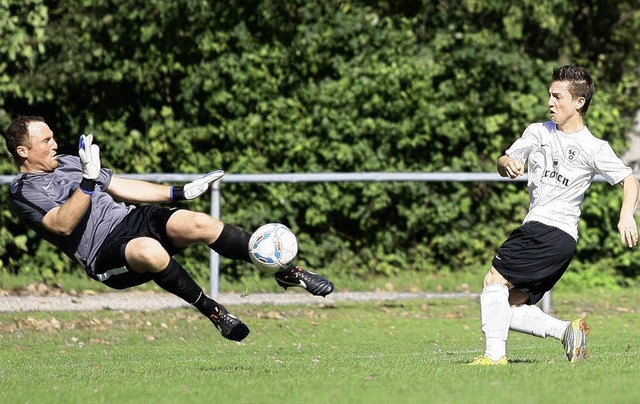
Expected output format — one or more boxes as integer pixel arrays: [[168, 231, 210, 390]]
[[1, 290, 639, 404]]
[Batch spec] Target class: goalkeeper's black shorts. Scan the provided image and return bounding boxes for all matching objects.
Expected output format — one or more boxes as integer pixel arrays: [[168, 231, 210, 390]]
[[92, 206, 184, 289]]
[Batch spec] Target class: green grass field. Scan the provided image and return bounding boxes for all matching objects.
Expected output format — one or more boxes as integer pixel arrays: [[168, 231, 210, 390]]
[[1, 289, 639, 404]]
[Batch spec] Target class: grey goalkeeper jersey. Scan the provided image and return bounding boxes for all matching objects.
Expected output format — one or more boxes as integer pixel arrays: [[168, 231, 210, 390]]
[[8, 155, 135, 274]]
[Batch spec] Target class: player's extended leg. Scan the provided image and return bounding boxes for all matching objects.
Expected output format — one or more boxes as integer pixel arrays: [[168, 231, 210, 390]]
[[208, 221, 334, 296], [508, 290, 569, 339], [165, 211, 334, 296], [125, 236, 249, 342], [509, 289, 590, 362], [216, 222, 334, 296]]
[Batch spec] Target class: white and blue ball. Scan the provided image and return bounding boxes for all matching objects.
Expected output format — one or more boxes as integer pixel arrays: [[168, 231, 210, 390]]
[[248, 223, 298, 273]]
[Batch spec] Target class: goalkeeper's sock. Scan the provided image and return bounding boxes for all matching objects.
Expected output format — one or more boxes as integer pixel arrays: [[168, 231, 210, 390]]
[[191, 292, 219, 317], [208, 224, 251, 263], [151, 259, 204, 305], [510, 304, 570, 340], [480, 283, 511, 361]]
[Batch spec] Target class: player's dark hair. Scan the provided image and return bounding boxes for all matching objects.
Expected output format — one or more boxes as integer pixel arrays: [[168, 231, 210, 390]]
[[551, 65, 595, 116], [5, 116, 46, 162]]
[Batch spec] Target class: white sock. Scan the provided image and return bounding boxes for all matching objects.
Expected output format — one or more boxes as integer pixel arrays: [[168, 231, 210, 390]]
[[480, 283, 511, 360], [510, 304, 570, 340]]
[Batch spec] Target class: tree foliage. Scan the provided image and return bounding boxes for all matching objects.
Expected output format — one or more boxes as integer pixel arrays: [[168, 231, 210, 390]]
[[1, 0, 640, 285]]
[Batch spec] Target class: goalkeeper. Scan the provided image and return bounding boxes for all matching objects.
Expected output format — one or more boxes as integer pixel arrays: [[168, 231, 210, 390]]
[[4, 116, 334, 342]]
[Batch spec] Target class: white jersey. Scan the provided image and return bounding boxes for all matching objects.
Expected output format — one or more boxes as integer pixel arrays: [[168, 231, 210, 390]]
[[506, 121, 632, 240]]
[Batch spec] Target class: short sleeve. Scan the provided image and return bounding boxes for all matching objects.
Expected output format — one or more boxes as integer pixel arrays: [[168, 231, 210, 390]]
[[9, 181, 58, 226], [593, 142, 633, 185], [506, 124, 541, 163], [96, 167, 113, 191]]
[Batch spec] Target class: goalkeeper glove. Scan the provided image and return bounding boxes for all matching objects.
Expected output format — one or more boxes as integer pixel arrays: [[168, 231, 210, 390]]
[[78, 134, 101, 194], [171, 170, 224, 201]]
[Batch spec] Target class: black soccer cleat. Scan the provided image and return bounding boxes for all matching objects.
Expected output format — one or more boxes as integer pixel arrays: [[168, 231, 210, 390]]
[[274, 265, 334, 297], [208, 304, 250, 342]]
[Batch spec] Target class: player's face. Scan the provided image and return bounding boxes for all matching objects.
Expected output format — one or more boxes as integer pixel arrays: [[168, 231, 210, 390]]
[[22, 122, 59, 172], [548, 81, 583, 129]]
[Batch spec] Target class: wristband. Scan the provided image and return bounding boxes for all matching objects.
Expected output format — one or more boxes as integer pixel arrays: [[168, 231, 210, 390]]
[[79, 178, 96, 195], [171, 186, 185, 201]]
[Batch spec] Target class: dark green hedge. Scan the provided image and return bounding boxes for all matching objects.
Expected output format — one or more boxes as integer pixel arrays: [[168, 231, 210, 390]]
[[1, 0, 639, 285]]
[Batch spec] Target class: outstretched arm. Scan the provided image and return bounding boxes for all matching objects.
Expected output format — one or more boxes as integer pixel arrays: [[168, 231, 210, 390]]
[[106, 170, 225, 204], [106, 176, 172, 203], [617, 173, 640, 247]]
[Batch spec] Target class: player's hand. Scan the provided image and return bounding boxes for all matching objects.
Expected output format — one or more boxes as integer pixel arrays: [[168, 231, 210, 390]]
[[78, 134, 101, 180], [504, 158, 524, 179], [172, 170, 224, 201], [184, 170, 225, 199], [618, 216, 639, 247]]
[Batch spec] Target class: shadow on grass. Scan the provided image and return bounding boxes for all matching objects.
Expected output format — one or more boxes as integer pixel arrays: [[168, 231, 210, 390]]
[[199, 365, 254, 372]]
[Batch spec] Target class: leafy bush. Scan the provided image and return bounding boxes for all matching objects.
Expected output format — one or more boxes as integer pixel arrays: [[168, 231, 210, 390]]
[[1, 0, 639, 288]]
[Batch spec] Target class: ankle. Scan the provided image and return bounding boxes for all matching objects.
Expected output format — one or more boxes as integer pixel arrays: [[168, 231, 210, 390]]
[[193, 294, 217, 317]]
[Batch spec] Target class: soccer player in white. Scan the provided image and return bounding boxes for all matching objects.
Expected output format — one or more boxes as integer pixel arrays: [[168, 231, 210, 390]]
[[471, 65, 639, 365]]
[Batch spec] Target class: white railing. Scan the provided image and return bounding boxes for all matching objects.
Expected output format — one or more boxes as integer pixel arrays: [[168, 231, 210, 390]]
[[2, 171, 596, 311]]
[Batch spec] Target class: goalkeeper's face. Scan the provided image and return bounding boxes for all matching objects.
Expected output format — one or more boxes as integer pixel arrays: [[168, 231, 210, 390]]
[[21, 122, 59, 173]]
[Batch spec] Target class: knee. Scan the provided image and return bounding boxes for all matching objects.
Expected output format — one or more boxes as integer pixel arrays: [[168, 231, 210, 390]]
[[508, 288, 530, 306], [190, 212, 219, 233], [125, 237, 170, 273], [483, 267, 509, 287], [166, 211, 223, 245]]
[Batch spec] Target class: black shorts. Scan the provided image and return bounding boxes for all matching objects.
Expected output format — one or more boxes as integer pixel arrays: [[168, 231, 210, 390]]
[[492, 221, 576, 304], [93, 206, 182, 289]]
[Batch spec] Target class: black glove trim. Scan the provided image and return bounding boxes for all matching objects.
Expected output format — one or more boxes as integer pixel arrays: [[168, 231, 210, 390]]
[[171, 186, 185, 201], [79, 178, 96, 195]]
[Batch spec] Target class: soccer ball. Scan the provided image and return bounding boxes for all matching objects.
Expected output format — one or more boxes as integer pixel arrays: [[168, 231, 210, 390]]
[[248, 223, 298, 273]]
